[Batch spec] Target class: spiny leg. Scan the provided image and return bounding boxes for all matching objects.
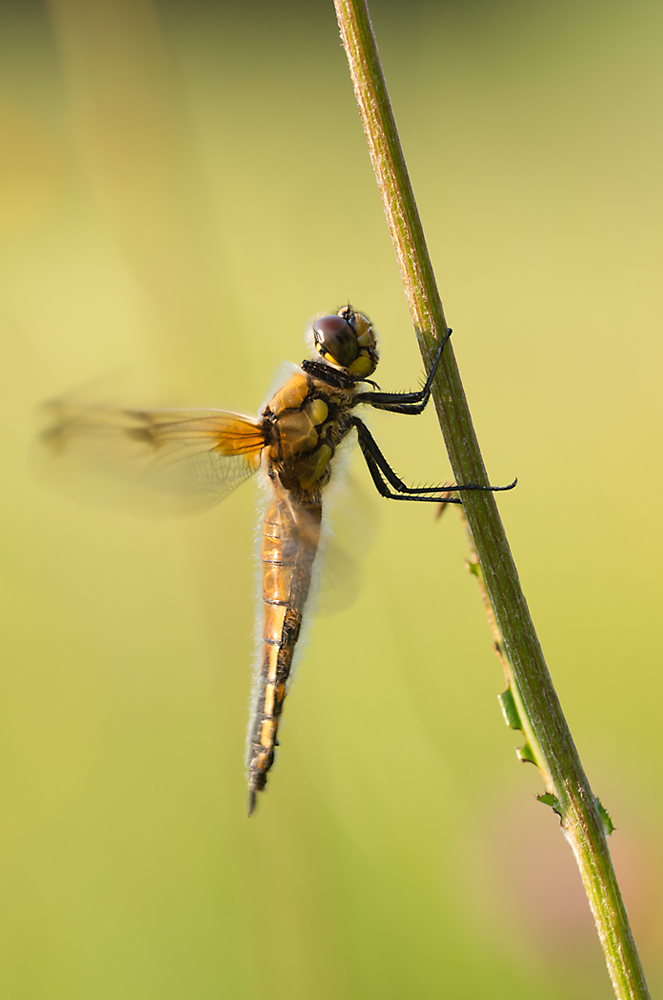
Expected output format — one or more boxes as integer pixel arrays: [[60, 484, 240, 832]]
[[352, 417, 516, 503], [354, 328, 453, 414]]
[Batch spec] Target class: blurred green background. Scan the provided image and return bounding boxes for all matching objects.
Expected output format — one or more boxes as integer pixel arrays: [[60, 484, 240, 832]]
[[1, 0, 662, 996]]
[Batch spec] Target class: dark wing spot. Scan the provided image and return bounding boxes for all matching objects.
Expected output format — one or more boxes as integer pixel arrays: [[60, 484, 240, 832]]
[[123, 426, 156, 444]]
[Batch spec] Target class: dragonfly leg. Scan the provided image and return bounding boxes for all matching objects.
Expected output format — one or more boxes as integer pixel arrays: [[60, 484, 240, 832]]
[[354, 328, 453, 414], [352, 418, 516, 503]]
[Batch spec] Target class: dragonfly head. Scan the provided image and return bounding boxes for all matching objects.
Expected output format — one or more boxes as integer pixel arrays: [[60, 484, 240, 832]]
[[311, 307, 379, 380]]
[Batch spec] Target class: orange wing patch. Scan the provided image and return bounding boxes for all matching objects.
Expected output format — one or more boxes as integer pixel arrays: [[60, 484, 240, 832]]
[[38, 403, 266, 516]]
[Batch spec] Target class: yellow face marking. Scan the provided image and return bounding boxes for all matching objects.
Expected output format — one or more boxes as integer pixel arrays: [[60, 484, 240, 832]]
[[352, 312, 374, 343], [348, 354, 375, 378]]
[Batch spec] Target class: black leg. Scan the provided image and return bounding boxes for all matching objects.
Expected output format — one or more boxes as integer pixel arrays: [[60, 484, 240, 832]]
[[357, 427, 461, 502], [361, 447, 463, 503], [352, 418, 517, 502], [353, 328, 452, 414]]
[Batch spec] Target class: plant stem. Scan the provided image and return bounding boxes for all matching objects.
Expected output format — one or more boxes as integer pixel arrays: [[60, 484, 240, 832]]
[[332, 2, 650, 997]]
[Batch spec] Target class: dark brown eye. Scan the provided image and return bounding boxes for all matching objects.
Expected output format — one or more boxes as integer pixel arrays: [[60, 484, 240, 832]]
[[313, 314, 358, 368]]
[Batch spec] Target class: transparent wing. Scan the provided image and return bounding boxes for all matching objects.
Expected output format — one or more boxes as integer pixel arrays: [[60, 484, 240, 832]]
[[315, 469, 380, 616], [37, 400, 266, 516]]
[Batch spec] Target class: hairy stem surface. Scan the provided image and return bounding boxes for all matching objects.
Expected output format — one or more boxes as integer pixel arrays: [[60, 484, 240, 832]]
[[333, 2, 650, 997]]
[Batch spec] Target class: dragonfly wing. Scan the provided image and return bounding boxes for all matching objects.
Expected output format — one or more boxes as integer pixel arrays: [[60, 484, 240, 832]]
[[37, 402, 266, 516]]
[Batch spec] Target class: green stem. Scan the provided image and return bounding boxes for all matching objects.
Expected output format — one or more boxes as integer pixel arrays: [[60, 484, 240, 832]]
[[333, 2, 650, 997]]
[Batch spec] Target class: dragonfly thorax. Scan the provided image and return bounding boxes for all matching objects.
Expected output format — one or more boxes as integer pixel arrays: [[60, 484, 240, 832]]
[[261, 367, 355, 497], [312, 307, 379, 380]]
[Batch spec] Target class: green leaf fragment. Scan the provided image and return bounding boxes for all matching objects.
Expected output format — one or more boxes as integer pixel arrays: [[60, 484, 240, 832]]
[[498, 687, 522, 730], [517, 741, 537, 765], [538, 792, 562, 818], [466, 559, 481, 577], [596, 797, 615, 837]]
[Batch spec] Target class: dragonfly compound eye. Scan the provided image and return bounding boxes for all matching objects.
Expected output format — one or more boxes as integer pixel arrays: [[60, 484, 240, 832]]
[[313, 314, 359, 368]]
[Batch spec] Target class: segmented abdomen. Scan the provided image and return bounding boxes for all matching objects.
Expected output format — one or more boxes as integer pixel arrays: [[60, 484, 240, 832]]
[[246, 492, 322, 814]]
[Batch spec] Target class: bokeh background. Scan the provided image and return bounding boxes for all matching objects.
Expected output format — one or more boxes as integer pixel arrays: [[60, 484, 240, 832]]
[[1, 0, 662, 996]]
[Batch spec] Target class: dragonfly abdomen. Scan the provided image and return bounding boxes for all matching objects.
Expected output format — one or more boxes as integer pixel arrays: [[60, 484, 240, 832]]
[[247, 493, 322, 814]]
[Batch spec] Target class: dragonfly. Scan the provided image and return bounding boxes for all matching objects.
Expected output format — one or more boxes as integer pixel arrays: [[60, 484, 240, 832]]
[[40, 307, 514, 814]]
